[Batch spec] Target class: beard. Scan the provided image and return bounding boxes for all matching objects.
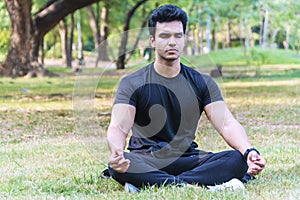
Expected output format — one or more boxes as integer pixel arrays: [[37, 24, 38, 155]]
[[157, 51, 181, 62]]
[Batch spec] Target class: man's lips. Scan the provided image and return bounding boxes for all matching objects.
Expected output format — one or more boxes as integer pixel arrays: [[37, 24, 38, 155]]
[[166, 49, 178, 53]]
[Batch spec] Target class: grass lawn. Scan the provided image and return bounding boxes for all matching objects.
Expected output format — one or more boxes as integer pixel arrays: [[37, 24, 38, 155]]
[[0, 52, 299, 199]]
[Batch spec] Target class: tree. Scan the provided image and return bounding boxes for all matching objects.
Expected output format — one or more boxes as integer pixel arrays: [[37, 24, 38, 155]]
[[68, 13, 75, 67], [99, 2, 110, 61], [262, 6, 270, 47], [92, 1, 111, 67], [87, 4, 100, 55], [58, 18, 69, 66], [0, 0, 101, 77], [116, 0, 148, 69]]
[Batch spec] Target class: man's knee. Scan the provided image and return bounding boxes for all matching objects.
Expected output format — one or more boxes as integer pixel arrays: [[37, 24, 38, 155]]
[[108, 166, 126, 185], [228, 150, 248, 178]]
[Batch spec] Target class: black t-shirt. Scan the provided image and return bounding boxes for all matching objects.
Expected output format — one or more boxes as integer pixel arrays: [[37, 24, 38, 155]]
[[114, 63, 223, 157]]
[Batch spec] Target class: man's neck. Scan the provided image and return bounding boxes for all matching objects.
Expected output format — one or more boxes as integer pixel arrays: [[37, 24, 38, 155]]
[[153, 59, 181, 78]]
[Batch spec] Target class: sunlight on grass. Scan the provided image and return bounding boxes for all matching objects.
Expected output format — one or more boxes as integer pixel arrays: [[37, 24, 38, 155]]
[[224, 79, 300, 87], [1, 136, 112, 198], [187, 47, 300, 67], [0, 63, 299, 199]]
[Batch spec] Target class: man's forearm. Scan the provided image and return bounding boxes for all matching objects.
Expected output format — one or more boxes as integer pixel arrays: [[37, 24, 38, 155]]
[[221, 119, 252, 154], [107, 104, 135, 153], [205, 101, 252, 154], [107, 125, 127, 153]]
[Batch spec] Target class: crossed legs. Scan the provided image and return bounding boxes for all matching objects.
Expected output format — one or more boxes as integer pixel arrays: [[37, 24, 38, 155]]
[[108, 150, 248, 188]]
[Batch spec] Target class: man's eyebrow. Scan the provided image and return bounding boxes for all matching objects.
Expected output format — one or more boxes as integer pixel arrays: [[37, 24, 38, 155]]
[[158, 32, 171, 35], [158, 32, 183, 35]]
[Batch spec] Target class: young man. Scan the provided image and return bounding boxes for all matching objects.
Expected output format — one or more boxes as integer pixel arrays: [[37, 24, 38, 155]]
[[106, 4, 265, 192]]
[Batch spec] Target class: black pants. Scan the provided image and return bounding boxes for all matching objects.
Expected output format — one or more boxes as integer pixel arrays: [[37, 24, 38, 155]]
[[108, 150, 248, 188]]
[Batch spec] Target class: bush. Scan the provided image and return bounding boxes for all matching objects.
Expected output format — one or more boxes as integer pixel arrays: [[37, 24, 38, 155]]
[[247, 48, 268, 75], [83, 40, 95, 51]]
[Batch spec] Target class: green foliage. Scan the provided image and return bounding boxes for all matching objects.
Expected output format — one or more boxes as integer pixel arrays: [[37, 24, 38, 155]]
[[32, 0, 47, 14], [1, 0, 299, 65], [0, 29, 10, 60], [45, 42, 62, 59], [247, 48, 268, 75], [84, 38, 95, 51], [0, 1, 10, 28], [248, 48, 267, 65], [0, 2, 10, 61]]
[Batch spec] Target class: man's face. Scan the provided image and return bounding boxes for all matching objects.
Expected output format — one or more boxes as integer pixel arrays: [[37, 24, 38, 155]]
[[150, 21, 185, 62]]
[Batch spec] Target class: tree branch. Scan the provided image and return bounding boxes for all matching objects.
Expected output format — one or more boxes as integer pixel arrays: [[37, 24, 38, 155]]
[[34, 0, 101, 36]]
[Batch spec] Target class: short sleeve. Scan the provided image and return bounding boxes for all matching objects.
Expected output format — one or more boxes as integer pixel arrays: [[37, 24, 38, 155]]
[[202, 76, 223, 107], [114, 77, 138, 107]]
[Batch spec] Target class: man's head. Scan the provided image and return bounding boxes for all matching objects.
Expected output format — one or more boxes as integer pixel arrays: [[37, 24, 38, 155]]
[[148, 4, 188, 37]]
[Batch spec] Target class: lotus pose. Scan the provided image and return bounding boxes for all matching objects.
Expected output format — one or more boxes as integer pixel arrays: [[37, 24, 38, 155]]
[[106, 4, 266, 192]]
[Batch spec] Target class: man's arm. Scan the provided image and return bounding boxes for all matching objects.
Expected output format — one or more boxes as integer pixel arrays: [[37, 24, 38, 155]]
[[107, 103, 136, 173], [204, 101, 266, 175], [204, 101, 251, 154]]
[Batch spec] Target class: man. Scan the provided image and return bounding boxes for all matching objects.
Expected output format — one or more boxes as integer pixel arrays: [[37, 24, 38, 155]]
[[106, 4, 265, 192]]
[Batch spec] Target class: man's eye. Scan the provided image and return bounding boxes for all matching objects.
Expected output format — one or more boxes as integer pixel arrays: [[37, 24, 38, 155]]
[[159, 34, 170, 38], [175, 33, 183, 38]]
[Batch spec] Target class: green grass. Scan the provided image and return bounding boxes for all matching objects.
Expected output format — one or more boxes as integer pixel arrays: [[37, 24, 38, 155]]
[[185, 47, 300, 68], [0, 54, 300, 199]]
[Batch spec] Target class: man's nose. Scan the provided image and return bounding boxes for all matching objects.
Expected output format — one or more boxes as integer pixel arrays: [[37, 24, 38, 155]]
[[168, 37, 176, 46]]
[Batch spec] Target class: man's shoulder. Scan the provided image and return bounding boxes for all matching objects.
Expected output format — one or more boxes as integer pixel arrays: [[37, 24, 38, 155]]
[[122, 63, 152, 81], [180, 63, 211, 81]]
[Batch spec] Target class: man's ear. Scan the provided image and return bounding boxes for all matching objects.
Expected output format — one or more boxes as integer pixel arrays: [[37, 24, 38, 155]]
[[150, 35, 155, 48]]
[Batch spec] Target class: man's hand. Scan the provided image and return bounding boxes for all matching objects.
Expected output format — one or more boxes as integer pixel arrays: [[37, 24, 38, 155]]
[[108, 150, 130, 173], [247, 151, 266, 175]]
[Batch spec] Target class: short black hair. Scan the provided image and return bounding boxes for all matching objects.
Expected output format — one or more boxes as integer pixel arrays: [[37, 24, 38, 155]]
[[148, 4, 188, 37]]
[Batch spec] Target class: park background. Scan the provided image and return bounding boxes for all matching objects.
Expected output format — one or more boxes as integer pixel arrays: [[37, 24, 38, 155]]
[[0, 0, 299, 199]]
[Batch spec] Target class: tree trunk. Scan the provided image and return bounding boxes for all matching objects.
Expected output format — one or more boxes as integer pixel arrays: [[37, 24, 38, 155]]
[[194, 23, 200, 55], [87, 5, 100, 51], [212, 28, 218, 51], [239, 19, 246, 56], [77, 10, 84, 65], [1, 0, 101, 77], [259, 10, 263, 46], [200, 23, 204, 54], [95, 3, 110, 66], [244, 17, 250, 49], [59, 18, 68, 66], [0, 0, 33, 77], [67, 13, 75, 67], [40, 37, 45, 65], [52, 34, 57, 59], [116, 0, 148, 69], [270, 28, 279, 47], [125, 11, 149, 63], [211, 16, 218, 52], [262, 8, 269, 47], [206, 15, 211, 53], [225, 21, 231, 48], [295, 18, 299, 55], [285, 27, 290, 50], [99, 4, 110, 61]]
